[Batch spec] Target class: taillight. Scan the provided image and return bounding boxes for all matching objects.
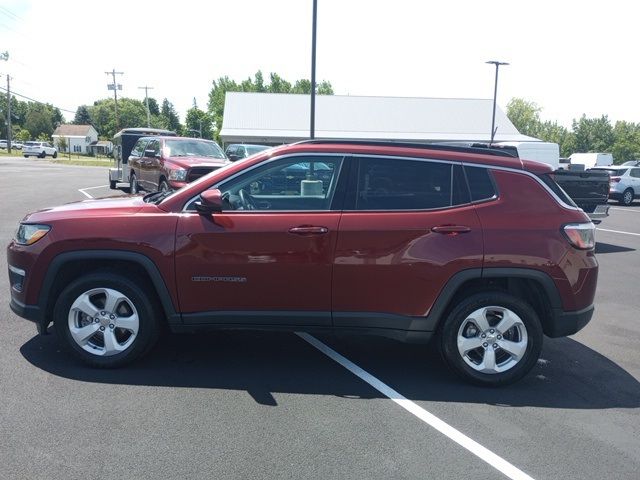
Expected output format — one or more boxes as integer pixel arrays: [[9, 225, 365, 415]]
[[610, 176, 621, 184], [562, 223, 595, 249]]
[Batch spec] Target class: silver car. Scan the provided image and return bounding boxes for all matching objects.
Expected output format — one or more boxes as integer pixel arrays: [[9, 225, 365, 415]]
[[592, 165, 640, 206]]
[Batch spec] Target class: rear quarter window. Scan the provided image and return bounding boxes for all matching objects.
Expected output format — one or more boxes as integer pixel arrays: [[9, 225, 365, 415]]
[[464, 166, 497, 202]]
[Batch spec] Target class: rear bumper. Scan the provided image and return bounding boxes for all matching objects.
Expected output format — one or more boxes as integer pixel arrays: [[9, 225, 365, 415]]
[[547, 304, 594, 337], [586, 204, 609, 224]]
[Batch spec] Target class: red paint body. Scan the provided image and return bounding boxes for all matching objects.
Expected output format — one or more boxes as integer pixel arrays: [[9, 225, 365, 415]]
[[7, 142, 598, 339]]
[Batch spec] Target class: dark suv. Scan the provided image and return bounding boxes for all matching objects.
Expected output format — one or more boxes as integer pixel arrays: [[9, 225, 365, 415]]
[[128, 136, 228, 193], [7, 141, 598, 386]]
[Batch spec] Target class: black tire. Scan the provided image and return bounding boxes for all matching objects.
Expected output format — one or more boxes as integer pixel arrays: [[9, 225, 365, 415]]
[[38, 151, 46, 158], [620, 188, 634, 206], [109, 179, 117, 189], [53, 271, 161, 368], [439, 291, 543, 387], [130, 173, 139, 194], [23, 155, 28, 158], [159, 179, 170, 193], [53, 151, 58, 159]]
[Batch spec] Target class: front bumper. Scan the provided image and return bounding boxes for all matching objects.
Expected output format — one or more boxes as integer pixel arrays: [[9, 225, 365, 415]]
[[10, 297, 48, 334], [547, 304, 594, 337]]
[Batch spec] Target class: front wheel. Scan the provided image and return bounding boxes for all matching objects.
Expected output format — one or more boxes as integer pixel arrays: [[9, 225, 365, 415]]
[[159, 179, 170, 193], [53, 272, 161, 368], [52, 151, 58, 158], [440, 291, 543, 386], [620, 188, 634, 206]]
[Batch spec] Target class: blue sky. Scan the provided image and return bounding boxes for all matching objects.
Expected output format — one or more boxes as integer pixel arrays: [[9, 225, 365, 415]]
[[1, 0, 637, 128]]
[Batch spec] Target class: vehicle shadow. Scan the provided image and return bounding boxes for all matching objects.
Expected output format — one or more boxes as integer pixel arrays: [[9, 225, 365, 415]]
[[595, 242, 636, 254], [20, 329, 640, 410]]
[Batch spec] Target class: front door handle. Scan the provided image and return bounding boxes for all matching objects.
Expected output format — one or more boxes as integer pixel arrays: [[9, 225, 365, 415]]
[[431, 225, 471, 235], [288, 226, 329, 236]]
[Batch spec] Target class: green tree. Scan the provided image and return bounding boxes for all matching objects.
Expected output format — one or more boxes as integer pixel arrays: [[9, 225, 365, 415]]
[[56, 136, 68, 153], [506, 98, 542, 137], [611, 121, 640, 163], [185, 107, 213, 139], [147, 98, 160, 116], [572, 114, 614, 153], [13, 127, 31, 142], [207, 71, 334, 141], [160, 98, 182, 134], [73, 105, 92, 125], [24, 103, 55, 139], [89, 98, 148, 138]]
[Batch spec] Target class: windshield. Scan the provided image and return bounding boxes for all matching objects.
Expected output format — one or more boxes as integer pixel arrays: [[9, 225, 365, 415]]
[[246, 145, 270, 155], [164, 139, 225, 159]]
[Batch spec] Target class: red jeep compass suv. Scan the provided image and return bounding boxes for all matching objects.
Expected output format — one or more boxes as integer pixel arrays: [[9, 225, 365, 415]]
[[7, 141, 598, 386]]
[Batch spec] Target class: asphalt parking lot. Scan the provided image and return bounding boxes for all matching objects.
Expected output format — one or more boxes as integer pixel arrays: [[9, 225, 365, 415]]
[[1, 156, 639, 480]]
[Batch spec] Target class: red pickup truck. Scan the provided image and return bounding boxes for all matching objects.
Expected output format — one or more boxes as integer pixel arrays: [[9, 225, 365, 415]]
[[128, 136, 228, 193]]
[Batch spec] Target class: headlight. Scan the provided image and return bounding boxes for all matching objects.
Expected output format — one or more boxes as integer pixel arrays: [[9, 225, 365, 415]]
[[168, 169, 187, 181], [15, 224, 50, 245]]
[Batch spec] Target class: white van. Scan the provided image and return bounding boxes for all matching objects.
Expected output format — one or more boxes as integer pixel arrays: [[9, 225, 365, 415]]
[[569, 153, 613, 169], [493, 142, 561, 169]]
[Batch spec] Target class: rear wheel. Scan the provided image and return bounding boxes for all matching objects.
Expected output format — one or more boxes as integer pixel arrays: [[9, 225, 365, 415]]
[[440, 291, 543, 386], [109, 179, 117, 189], [38, 151, 46, 158], [53, 272, 161, 368], [130, 173, 139, 194], [620, 188, 634, 206]]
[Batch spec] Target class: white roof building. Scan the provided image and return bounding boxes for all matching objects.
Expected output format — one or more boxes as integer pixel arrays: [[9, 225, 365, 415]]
[[219, 92, 537, 145]]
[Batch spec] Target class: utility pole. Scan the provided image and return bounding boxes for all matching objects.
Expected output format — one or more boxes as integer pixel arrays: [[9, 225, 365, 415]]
[[485, 60, 509, 145], [105, 68, 124, 131], [1, 51, 10, 154], [138, 85, 154, 127], [5, 73, 11, 154]]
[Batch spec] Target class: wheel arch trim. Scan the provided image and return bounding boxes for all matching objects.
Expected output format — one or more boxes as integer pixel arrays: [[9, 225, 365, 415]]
[[39, 250, 179, 324], [427, 267, 562, 328]]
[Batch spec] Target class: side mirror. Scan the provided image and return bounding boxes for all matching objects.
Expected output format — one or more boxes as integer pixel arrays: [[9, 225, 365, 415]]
[[195, 189, 223, 214], [144, 149, 159, 158], [227, 154, 239, 161]]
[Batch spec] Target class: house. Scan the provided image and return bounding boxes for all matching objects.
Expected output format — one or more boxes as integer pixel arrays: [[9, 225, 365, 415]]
[[88, 140, 113, 156], [219, 92, 537, 146], [52, 124, 99, 154]]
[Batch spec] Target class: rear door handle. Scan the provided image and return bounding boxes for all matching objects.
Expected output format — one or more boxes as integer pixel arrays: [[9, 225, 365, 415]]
[[288, 226, 329, 236], [431, 225, 471, 235]]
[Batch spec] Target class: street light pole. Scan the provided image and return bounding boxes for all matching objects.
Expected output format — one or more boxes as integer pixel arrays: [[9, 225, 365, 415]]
[[485, 60, 509, 145], [310, 0, 317, 139]]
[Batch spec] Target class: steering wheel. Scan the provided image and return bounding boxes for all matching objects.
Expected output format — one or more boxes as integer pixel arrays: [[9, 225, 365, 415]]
[[238, 188, 258, 210]]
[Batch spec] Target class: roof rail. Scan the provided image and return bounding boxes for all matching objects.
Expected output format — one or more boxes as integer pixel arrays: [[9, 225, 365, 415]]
[[292, 139, 516, 158]]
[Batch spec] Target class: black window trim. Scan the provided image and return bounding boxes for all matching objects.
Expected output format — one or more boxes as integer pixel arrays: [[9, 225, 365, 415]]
[[344, 154, 481, 213], [182, 152, 349, 213]]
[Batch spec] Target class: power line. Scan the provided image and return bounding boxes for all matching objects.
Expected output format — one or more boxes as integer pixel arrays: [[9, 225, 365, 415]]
[[0, 85, 76, 114], [0, 5, 24, 22]]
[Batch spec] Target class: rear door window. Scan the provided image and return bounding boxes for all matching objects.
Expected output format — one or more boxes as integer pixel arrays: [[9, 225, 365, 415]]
[[352, 157, 468, 210]]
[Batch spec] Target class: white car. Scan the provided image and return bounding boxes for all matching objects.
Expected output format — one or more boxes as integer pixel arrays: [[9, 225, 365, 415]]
[[23, 141, 58, 158], [592, 165, 640, 206]]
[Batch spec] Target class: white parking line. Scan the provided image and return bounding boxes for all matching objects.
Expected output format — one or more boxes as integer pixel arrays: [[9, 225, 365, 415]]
[[597, 228, 640, 237], [78, 185, 109, 199], [610, 207, 640, 213], [297, 332, 535, 480]]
